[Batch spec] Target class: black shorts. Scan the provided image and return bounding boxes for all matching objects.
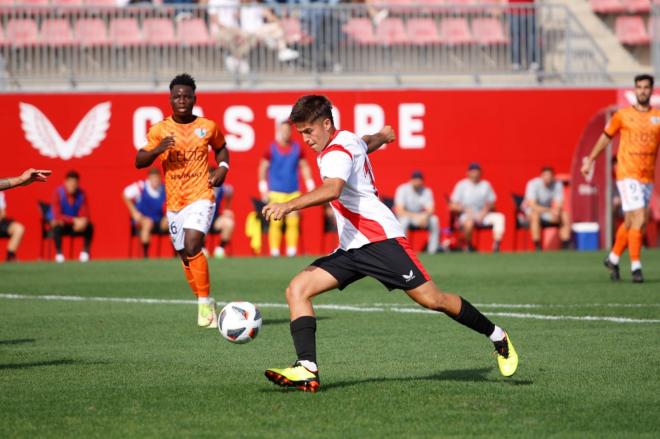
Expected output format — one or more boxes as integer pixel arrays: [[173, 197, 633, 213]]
[[311, 238, 431, 291], [0, 218, 14, 237]]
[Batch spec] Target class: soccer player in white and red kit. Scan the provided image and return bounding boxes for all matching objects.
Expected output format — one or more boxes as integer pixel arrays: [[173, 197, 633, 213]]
[[262, 95, 518, 392]]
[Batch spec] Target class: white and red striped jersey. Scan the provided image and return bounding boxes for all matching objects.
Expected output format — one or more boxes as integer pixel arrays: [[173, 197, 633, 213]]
[[317, 130, 405, 251]]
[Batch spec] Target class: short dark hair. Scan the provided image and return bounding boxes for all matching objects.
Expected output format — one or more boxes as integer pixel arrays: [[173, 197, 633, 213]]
[[634, 74, 654, 88], [289, 95, 334, 125], [65, 170, 80, 180], [169, 73, 196, 92], [541, 166, 554, 174]]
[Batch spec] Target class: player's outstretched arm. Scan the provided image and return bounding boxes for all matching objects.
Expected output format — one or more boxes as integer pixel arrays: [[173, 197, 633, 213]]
[[581, 133, 610, 177], [262, 178, 344, 221], [209, 144, 230, 187], [0, 168, 51, 191], [363, 125, 395, 154], [136, 136, 175, 169]]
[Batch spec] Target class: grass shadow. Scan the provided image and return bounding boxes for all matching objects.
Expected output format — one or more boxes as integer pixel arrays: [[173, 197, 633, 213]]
[[323, 367, 533, 391], [0, 338, 36, 346], [263, 316, 330, 327], [260, 368, 533, 393], [0, 359, 110, 370]]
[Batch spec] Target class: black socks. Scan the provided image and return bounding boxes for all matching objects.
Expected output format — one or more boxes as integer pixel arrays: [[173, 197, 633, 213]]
[[290, 316, 317, 363], [451, 297, 495, 337]]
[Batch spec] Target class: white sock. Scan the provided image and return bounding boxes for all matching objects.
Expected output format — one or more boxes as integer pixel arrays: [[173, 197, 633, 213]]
[[631, 260, 642, 271], [270, 249, 280, 257], [489, 325, 506, 342], [297, 360, 318, 372], [286, 246, 297, 257], [198, 297, 211, 305], [608, 252, 620, 265]]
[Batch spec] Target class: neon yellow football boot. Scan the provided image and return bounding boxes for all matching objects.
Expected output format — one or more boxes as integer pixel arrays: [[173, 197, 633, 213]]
[[265, 362, 320, 392], [493, 331, 518, 377], [198, 299, 217, 328]]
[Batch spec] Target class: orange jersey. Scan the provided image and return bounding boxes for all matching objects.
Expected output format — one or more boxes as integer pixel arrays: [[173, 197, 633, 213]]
[[144, 116, 225, 211], [605, 106, 660, 183]]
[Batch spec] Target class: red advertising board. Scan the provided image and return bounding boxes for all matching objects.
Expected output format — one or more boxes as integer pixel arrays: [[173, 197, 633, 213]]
[[0, 89, 618, 260]]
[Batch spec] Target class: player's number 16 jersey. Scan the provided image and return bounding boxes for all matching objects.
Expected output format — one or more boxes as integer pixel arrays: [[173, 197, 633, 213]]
[[317, 130, 405, 251], [144, 116, 225, 212]]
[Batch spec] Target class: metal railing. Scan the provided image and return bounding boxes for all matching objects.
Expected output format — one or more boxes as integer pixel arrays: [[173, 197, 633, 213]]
[[0, 3, 610, 89]]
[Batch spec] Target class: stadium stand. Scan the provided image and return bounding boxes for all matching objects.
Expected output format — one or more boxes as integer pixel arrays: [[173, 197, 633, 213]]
[[615, 15, 650, 46]]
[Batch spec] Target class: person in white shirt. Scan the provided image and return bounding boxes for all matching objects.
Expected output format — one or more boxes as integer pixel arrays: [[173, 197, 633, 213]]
[[450, 163, 505, 252], [524, 166, 571, 251], [206, 0, 298, 74], [394, 170, 440, 254], [260, 95, 518, 392]]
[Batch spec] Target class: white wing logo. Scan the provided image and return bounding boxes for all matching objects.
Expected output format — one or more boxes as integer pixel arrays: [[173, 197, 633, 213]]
[[19, 101, 111, 160]]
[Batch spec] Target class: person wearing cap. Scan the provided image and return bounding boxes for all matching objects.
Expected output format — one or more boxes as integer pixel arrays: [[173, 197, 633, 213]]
[[450, 163, 505, 252], [524, 166, 571, 251], [122, 168, 168, 259], [393, 171, 440, 254]]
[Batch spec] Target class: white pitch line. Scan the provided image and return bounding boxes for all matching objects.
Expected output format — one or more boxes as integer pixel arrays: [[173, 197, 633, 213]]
[[1, 293, 659, 324]]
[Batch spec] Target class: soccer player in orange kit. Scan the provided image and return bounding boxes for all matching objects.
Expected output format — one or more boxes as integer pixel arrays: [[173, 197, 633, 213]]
[[135, 73, 229, 326], [582, 74, 660, 283]]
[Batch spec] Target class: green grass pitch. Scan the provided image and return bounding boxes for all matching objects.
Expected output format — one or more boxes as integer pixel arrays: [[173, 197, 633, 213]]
[[1, 250, 659, 438]]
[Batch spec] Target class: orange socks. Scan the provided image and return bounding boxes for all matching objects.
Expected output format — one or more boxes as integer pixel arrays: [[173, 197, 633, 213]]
[[188, 251, 210, 298], [611, 224, 629, 257], [182, 262, 198, 297], [628, 229, 642, 266]]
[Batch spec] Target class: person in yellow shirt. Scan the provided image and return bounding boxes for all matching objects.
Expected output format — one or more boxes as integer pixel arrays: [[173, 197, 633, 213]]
[[135, 73, 229, 327], [582, 74, 660, 283]]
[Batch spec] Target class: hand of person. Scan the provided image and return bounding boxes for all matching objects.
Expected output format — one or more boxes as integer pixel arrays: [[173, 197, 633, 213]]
[[262, 202, 292, 221], [157, 135, 176, 154], [72, 217, 88, 230], [208, 167, 227, 187], [379, 125, 396, 144], [580, 157, 593, 179], [19, 168, 52, 186]]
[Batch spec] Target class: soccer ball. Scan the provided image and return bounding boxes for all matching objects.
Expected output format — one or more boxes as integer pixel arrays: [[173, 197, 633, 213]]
[[218, 301, 262, 344]]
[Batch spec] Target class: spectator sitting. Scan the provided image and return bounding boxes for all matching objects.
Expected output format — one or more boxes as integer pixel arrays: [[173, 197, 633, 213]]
[[524, 166, 571, 251], [211, 183, 235, 258], [450, 162, 505, 252], [207, 0, 298, 74], [0, 191, 25, 262], [52, 170, 94, 263], [394, 170, 440, 254], [122, 168, 168, 259]]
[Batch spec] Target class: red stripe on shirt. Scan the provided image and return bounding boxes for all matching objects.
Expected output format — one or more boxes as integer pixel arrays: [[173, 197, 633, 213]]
[[330, 200, 387, 242], [395, 237, 430, 281], [320, 144, 353, 161]]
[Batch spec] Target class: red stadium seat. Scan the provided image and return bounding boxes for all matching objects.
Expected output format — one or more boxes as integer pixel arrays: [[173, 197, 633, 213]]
[[439, 17, 474, 45], [343, 18, 377, 45], [109, 18, 143, 46], [375, 18, 409, 45], [75, 18, 111, 46], [83, 0, 118, 7], [589, 0, 625, 14], [0, 0, 15, 6], [626, 0, 651, 13], [615, 15, 650, 45], [6, 19, 39, 47], [177, 18, 213, 46], [406, 18, 442, 45], [143, 18, 177, 46], [52, 0, 85, 6], [19, 0, 50, 5], [40, 19, 75, 46], [472, 17, 507, 45]]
